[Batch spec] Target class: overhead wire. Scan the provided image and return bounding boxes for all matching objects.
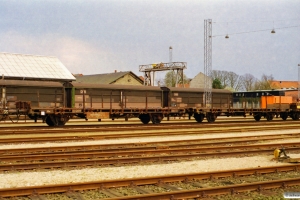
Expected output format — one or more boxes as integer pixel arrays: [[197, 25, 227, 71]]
[[213, 18, 300, 24], [212, 24, 300, 38]]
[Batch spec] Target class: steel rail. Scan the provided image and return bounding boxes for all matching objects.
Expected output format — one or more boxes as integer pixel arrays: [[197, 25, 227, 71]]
[[0, 119, 299, 135], [1, 142, 300, 171], [1, 132, 300, 156], [1, 124, 300, 144], [0, 117, 250, 127], [105, 178, 300, 200], [0, 164, 299, 198], [1, 142, 300, 163]]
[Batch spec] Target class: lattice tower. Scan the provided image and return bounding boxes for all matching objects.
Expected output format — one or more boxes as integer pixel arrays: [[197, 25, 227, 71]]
[[204, 19, 212, 108]]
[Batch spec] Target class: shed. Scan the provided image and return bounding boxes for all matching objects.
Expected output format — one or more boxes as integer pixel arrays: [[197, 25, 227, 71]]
[[0, 52, 75, 82]]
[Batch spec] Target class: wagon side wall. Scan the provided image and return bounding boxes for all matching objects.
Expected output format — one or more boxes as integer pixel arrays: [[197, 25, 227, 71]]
[[5, 85, 64, 109]]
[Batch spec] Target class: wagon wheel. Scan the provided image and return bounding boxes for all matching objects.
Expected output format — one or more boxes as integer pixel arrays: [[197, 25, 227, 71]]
[[266, 113, 274, 121], [194, 113, 204, 123], [206, 113, 216, 123], [57, 115, 70, 126], [45, 116, 55, 126], [254, 114, 261, 121], [139, 114, 150, 124], [291, 113, 300, 120], [280, 112, 288, 120], [45, 115, 70, 126], [151, 114, 163, 124]]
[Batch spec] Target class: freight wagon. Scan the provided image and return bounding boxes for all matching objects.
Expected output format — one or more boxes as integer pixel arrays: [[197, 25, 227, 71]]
[[69, 83, 233, 124], [233, 91, 298, 121], [161, 87, 232, 122], [0, 79, 72, 126], [70, 82, 164, 124], [1, 80, 300, 126]]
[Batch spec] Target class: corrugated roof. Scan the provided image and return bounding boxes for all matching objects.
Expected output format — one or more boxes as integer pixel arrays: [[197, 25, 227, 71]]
[[0, 52, 75, 81], [74, 71, 143, 84]]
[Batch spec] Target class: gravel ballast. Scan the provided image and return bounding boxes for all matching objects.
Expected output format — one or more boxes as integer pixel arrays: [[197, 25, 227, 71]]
[[0, 154, 295, 188]]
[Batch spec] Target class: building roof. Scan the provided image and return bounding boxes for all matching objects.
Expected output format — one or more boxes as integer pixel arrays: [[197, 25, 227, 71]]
[[0, 52, 75, 81], [74, 71, 143, 84], [189, 72, 211, 88], [271, 80, 298, 89]]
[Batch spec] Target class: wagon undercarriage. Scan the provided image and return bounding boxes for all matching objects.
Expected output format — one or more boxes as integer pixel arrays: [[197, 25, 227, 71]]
[[1, 106, 300, 126]]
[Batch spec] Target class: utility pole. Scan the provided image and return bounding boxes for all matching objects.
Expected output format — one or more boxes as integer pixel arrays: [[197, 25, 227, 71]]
[[298, 64, 300, 100], [204, 19, 212, 108]]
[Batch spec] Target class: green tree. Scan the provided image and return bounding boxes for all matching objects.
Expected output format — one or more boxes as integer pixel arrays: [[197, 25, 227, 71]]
[[211, 70, 242, 91], [164, 71, 189, 87], [212, 78, 224, 89]]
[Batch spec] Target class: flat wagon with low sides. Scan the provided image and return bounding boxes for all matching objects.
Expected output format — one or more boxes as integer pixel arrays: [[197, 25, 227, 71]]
[[0, 79, 71, 126], [69, 82, 165, 124], [2, 79, 300, 126], [163, 87, 233, 122]]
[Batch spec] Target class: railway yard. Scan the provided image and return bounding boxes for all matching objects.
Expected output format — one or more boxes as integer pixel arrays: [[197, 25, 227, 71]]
[[0, 117, 300, 199], [0, 6, 299, 199]]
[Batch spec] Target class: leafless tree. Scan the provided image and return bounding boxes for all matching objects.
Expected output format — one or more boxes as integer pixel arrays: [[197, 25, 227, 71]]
[[227, 71, 243, 91], [211, 70, 242, 91], [240, 73, 257, 91], [211, 70, 228, 88], [254, 74, 274, 90]]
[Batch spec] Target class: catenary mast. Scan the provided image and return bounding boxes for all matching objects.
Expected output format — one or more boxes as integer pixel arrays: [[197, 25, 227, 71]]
[[204, 19, 212, 107]]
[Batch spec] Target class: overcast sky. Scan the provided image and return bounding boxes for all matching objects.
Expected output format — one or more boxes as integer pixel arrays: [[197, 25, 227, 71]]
[[0, 0, 299, 82]]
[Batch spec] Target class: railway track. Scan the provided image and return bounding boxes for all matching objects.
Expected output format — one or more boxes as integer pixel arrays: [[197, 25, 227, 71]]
[[1, 122, 300, 172], [2, 131, 300, 155], [0, 116, 278, 128], [1, 141, 299, 171], [0, 164, 299, 199], [0, 118, 299, 135], [2, 118, 300, 199], [1, 122, 300, 144]]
